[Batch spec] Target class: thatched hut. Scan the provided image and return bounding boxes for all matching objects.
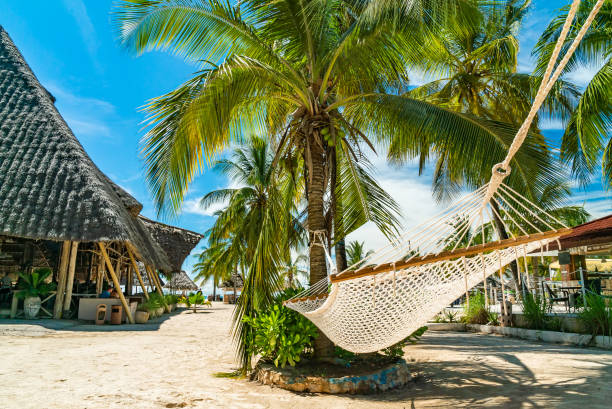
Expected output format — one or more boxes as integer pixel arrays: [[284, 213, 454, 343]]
[[220, 274, 243, 304], [164, 270, 198, 294], [0, 26, 200, 323], [139, 217, 204, 274]]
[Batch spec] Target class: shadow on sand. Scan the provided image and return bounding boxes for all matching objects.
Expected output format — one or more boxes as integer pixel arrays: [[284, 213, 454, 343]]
[[296, 332, 612, 408], [0, 306, 217, 333]]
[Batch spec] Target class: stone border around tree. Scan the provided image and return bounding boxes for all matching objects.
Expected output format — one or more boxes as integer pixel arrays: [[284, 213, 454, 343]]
[[253, 359, 412, 394]]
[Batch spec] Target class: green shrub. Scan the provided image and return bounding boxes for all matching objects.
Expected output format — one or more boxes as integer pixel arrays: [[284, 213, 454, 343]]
[[579, 294, 612, 337], [243, 289, 318, 368], [381, 326, 428, 358], [461, 292, 490, 324], [165, 294, 179, 305], [16, 268, 56, 299], [148, 293, 166, 309], [521, 293, 548, 330]]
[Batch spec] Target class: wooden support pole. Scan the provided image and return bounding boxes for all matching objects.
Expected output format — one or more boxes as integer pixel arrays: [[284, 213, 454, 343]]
[[147, 265, 164, 296], [63, 241, 79, 314], [53, 241, 72, 319], [126, 264, 133, 296], [95, 254, 104, 295], [146, 265, 169, 312], [98, 243, 134, 324], [126, 247, 149, 300]]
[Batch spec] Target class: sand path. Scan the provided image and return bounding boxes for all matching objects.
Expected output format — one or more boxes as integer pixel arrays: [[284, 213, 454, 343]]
[[1, 302, 610, 408]]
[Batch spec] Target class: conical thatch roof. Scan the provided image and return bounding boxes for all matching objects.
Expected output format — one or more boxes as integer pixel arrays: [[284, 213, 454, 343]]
[[139, 216, 203, 273], [221, 273, 244, 290], [0, 26, 170, 270], [164, 270, 198, 291]]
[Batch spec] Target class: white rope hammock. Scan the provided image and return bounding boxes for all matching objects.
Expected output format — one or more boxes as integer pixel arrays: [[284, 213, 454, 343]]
[[285, 0, 605, 353]]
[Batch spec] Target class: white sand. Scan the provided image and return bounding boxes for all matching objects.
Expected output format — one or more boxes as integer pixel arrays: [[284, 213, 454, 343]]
[[1, 302, 611, 408]]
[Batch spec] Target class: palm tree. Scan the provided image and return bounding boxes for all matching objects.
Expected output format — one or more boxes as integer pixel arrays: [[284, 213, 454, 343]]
[[193, 241, 233, 301], [390, 0, 584, 291], [280, 254, 309, 289], [199, 137, 296, 369], [533, 0, 611, 187], [114, 0, 540, 358], [346, 240, 375, 267]]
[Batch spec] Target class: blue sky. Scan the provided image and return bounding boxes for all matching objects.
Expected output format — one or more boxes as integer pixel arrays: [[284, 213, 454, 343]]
[[2, 1, 610, 290]]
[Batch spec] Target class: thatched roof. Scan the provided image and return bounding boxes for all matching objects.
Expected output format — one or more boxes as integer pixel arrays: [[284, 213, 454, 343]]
[[164, 270, 198, 291], [139, 216, 203, 273], [0, 26, 170, 271], [221, 273, 244, 290]]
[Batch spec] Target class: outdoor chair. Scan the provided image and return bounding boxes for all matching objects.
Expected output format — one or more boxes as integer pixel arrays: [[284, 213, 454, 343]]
[[544, 283, 569, 312]]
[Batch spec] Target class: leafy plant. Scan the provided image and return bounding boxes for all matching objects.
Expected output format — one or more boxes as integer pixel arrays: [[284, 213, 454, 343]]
[[334, 346, 356, 362], [579, 293, 612, 337], [461, 292, 490, 325], [444, 310, 458, 323], [148, 293, 166, 309], [381, 326, 428, 358], [165, 294, 179, 305], [16, 268, 56, 299], [137, 300, 153, 313], [242, 290, 318, 368], [521, 292, 549, 330]]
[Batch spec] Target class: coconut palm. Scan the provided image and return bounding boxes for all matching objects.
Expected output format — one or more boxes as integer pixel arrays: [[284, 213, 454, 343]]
[[396, 0, 580, 201], [200, 137, 295, 370], [346, 240, 375, 267], [193, 241, 234, 301], [533, 0, 612, 187], [279, 254, 309, 289], [114, 0, 540, 358]]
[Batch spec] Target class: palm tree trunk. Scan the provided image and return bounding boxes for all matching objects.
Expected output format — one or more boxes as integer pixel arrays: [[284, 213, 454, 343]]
[[331, 147, 348, 273], [490, 201, 521, 298], [307, 130, 334, 360]]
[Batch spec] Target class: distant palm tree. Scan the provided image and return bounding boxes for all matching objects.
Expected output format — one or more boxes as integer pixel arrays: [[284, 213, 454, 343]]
[[193, 241, 233, 301], [533, 0, 612, 187], [346, 240, 375, 268], [280, 254, 309, 289]]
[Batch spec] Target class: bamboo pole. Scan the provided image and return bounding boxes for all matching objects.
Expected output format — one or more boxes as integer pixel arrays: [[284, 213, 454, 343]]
[[98, 243, 134, 324], [62, 241, 79, 314], [126, 246, 149, 300], [53, 241, 72, 319], [146, 265, 169, 312], [95, 254, 104, 295]]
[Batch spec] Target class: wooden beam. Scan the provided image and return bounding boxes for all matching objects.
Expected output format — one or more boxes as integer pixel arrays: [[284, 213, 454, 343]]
[[146, 265, 169, 313], [95, 254, 104, 295], [53, 241, 72, 319], [62, 241, 79, 314], [98, 243, 134, 324], [331, 228, 572, 283], [126, 246, 149, 300]]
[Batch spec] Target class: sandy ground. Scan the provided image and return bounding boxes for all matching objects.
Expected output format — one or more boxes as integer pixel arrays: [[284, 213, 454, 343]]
[[1, 302, 611, 409]]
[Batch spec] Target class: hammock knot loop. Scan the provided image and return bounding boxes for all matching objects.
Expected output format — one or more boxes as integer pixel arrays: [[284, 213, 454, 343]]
[[492, 163, 511, 177]]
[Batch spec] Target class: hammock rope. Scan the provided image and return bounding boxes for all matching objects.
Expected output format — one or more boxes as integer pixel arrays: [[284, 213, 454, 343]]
[[285, 0, 605, 353]]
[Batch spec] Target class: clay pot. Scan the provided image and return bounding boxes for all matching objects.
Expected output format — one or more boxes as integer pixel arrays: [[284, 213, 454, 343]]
[[23, 296, 41, 319], [135, 310, 149, 324], [157, 307, 165, 316]]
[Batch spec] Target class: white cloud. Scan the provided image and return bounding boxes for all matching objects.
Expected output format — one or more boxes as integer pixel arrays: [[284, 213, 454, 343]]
[[45, 83, 115, 114], [347, 160, 444, 251], [61, 0, 99, 67], [182, 198, 223, 217], [566, 63, 603, 88], [62, 117, 112, 138], [539, 117, 565, 130]]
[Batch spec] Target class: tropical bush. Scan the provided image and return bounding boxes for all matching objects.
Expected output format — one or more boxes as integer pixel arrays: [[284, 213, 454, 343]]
[[461, 292, 496, 325], [579, 294, 612, 337], [165, 294, 179, 305], [521, 293, 549, 330], [16, 268, 56, 299], [243, 289, 318, 368], [148, 293, 167, 309]]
